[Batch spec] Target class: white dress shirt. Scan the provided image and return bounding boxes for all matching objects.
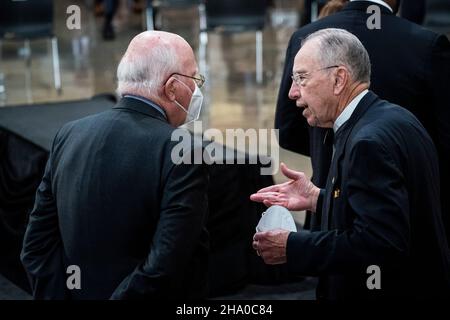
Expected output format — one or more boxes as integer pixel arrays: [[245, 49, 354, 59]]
[[333, 89, 369, 133], [350, 0, 393, 12]]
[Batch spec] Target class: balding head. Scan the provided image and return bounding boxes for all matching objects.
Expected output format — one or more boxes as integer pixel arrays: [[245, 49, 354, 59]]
[[116, 31, 195, 99]]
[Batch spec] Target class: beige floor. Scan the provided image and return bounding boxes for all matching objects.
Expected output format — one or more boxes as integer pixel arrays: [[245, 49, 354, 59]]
[[0, 0, 312, 224]]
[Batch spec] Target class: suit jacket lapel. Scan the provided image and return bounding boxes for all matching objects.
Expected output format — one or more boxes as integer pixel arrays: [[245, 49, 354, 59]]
[[321, 91, 379, 230]]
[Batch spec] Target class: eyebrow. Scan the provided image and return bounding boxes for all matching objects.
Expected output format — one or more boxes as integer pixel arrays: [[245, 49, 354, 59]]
[[293, 70, 308, 75]]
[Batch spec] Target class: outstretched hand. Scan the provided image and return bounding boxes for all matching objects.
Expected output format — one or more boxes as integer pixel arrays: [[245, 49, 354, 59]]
[[250, 163, 320, 212]]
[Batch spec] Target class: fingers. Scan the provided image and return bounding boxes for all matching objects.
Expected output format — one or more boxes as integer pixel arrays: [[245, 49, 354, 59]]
[[250, 193, 265, 203], [253, 233, 261, 256], [250, 181, 293, 204], [280, 162, 304, 181], [253, 232, 265, 242], [253, 231, 288, 265], [250, 192, 279, 203], [263, 200, 272, 207], [250, 187, 278, 203], [255, 184, 280, 194], [250, 193, 287, 208], [256, 181, 291, 194], [254, 232, 270, 258]]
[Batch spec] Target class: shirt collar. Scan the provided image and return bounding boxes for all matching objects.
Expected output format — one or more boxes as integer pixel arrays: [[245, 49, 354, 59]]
[[122, 94, 167, 119], [350, 0, 393, 12], [333, 89, 368, 133]]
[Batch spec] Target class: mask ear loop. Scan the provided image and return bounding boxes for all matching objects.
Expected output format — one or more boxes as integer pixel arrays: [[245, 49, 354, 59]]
[[172, 77, 203, 126], [172, 77, 193, 114], [172, 77, 194, 95]]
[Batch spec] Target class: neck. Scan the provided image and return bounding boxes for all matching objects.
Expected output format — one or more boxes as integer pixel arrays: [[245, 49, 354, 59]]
[[334, 82, 368, 121], [350, 0, 394, 12]]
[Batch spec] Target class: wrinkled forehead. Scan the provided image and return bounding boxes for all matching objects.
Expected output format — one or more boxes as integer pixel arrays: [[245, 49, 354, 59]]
[[293, 40, 321, 74]]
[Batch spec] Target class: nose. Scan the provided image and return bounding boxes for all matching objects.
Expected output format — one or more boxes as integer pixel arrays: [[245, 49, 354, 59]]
[[288, 81, 300, 101]]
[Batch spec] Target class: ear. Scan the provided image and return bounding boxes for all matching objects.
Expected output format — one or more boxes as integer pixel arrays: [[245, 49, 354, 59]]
[[333, 67, 348, 95], [163, 77, 177, 102]]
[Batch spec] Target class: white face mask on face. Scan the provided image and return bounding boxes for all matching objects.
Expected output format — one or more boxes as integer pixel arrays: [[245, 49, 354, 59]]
[[173, 78, 203, 125]]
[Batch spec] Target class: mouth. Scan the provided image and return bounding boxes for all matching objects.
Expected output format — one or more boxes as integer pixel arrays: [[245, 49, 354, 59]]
[[302, 107, 310, 118]]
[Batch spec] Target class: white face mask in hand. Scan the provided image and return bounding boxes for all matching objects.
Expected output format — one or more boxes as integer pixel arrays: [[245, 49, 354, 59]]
[[256, 205, 297, 232], [173, 78, 203, 125]]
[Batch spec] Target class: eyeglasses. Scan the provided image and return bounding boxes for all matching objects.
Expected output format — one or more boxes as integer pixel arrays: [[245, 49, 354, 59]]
[[171, 72, 205, 88], [291, 65, 339, 87]]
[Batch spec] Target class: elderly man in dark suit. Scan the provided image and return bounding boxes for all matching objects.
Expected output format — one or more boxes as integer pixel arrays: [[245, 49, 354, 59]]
[[20, 31, 209, 299], [252, 28, 450, 300], [275, 0, 450, 238]]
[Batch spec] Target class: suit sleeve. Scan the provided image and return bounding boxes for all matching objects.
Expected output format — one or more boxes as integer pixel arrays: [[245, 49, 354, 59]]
[[110, 146, 209, 299], [20, 132, 67, 299], [286, 139, 410, 276], [274, 32, 311, 156], [430, 34, 450, 239]]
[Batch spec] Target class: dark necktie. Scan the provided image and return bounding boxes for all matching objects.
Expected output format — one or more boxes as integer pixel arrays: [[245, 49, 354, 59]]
[[320, 125, 347, 231]]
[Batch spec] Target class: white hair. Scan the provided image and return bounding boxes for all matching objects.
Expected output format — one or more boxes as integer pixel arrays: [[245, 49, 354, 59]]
[[302, 28, 371, 84], [116, 39, 180, 97]]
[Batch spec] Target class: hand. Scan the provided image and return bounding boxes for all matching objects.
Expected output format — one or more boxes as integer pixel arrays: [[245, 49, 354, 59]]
[[250, 163, 321, 212], [252, 229, 290, 265]]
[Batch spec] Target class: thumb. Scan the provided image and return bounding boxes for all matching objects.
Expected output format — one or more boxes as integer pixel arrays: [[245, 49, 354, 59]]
[[281, 162, 302, 181], [253, 231, 268, 241]]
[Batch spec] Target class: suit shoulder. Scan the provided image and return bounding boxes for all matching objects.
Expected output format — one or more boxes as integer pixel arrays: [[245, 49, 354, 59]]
[[388, 15, 442, 46], [290, 13, 346, 41], [55, 110, 109, 138], [353, 102, 428, 144], [56, 109, 177, 148], [370, 101, 422, 125], [291, 11, 442, 47]]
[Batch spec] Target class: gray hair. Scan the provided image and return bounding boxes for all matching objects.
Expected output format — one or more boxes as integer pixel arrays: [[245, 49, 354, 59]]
[[116, 40, 180, 97], [302, 28, 371, 84]]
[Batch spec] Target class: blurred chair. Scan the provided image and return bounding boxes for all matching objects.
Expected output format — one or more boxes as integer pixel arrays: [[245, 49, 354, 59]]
[[310, 0, 328, 22], [301, 0, 328, 26], [200, 0, 269, 84], [145, 0, 204, 31], [0, 0, 61, 101]]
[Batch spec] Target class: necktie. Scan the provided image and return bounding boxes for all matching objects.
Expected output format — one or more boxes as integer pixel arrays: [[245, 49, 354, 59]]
[[321, 126, 346, 231]]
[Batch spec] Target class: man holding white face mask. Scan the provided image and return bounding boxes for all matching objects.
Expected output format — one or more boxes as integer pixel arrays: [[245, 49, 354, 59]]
[[21, 31, 210, 300]]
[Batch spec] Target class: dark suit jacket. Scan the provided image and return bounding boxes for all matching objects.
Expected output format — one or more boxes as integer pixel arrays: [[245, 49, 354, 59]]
[[400, 0, 425, 25], [275, 0, 450, 237], [20, 97, 209, 300], [287, 91, 450, 300]]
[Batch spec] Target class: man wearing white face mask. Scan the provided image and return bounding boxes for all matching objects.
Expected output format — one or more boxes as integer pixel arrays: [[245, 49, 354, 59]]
[[21, 31, 210, 300], [172, 75, 204, 125]]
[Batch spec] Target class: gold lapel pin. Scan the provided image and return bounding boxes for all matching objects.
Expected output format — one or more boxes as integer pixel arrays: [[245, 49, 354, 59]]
[[333, 189, 340, 198]]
